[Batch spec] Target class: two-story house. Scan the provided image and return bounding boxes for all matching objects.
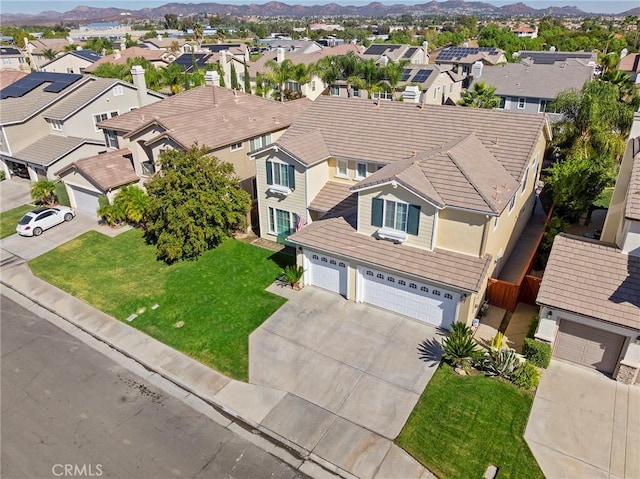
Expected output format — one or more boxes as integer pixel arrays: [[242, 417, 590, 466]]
[[400, 64, 464, 105], [0, 69, 163, 182], [470, 52, 595, 115], [535, 110, 640, 383], [40, 50, 101, 74], [432, 46, 507, 81], [252, 96, 549, 329], [83, 47, 173, 74], [0, 47, 28, 72], [25, 38, 75, 70], [360, 43, 429, 66], [81, 73, 311, 221]]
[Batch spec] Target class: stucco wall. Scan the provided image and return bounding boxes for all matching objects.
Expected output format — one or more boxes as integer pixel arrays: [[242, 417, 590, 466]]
[[5, 117, 50, 154], [435, 208, 485, 256], [41, 55, 92, 74]]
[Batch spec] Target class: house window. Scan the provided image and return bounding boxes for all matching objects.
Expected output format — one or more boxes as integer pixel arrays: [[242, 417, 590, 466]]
[[112, 85, 124, 96], [352, 88, 360, 98], [449, 83, 453, 93], [230, 142, 243, 152], [93, 111, 118, 131], [538, 99, 548, 113], [398, 280, 406, 286], [409, 283, 417, 289], [498, 97, 506, 109], [284, 80, 300, 92], [104, 130, 119, 149], [266, 161, 295, 189], [433, 86, 438, 99], [384, 200, 408, 232], [267, 207, 295, 236], [141, 161, 156, 176], [331, 85, 340, 96], [508, 194, 516, 212], [493, 215, 499, 229], [372, 91, 392, 101], [376, 273, 384, 279], [387, 276, 395, 282], [444, 293, 453, 299], [433, 290, 441, 296], [355, 162, 367, 180], [366, 270, 373, 276], [521, 167, 529, 193], [420, 286, 428, 292], [517, 97, 526, 109], [336, 159, 348, 178], [66, 67, 74, 74], [311, 81, 316, 92], [250, 133, 272, 151], [2, 58, 10, 65], [50, 120, 63, 131]]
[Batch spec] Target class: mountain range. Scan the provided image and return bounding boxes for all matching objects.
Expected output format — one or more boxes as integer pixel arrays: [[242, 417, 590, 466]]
[[2, 1, 639, 25]]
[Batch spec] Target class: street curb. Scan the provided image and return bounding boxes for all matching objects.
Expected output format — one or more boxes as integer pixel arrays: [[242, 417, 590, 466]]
[[0, 278, 345, 479]]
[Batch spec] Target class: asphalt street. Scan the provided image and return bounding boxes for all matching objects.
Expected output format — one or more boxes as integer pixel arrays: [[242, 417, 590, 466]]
[[1, 295, 305, 479]]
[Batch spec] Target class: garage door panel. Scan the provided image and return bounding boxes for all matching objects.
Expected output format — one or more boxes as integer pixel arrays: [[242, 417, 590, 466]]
[[69, 185, 100, 217], [306, 252, 347, 296], [554, 321, 625, 374], [359, 267, 458, 329]]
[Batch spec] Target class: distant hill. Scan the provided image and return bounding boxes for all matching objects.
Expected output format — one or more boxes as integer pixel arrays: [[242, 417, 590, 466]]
[[2, 0, 626, 26]]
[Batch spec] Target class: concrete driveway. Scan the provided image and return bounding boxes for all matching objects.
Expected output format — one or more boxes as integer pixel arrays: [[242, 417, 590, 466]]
[[1, 212, 100, 261], [249, 286, 445, 440], [525, 361, 640, 479], [0, 178, 32, 213]]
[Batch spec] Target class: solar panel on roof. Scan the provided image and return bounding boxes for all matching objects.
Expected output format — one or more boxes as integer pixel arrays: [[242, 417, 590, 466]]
[[365, 44, 388, 55], [411, 69, 432, 83], [401, 69, 412, 82], [0, 72, 82, 99], [403, 47, 418, 59]]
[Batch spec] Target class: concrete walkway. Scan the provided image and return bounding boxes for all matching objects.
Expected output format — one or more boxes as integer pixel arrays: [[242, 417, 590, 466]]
[[0, 178, 32, 213], [503, 303, 538, 353], [525, 361, 640, 479], [0, 251, 435, 479]]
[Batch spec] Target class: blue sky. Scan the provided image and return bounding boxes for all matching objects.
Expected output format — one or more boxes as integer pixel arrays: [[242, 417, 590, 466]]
[[1, 1, 636, 15]]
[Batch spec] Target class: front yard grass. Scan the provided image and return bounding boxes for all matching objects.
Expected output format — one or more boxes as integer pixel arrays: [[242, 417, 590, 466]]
[[397, 365, 543, 479], [29, 229, 293, 380], [0, 205, 33, 239]]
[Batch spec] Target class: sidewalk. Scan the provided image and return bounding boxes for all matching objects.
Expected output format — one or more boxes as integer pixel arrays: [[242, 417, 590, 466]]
[[0, 249, 434, 479]]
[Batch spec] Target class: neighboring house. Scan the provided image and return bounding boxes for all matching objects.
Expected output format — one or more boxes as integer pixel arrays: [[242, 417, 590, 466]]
[[432, 46, 507, 78], [93, 75, 311, 221], [518, 50, 597, 67], [25, 38, 75, 70], [361, 43, 429, 65], [470, 56, 594, 115], [40, 50, 101, 74], [535, 112, 640, 383], [252, 96, 549, 329], [172, 52, 216, 72], [83, 47, 173, 73], [248, 44, 361, 100], [399, 64, 464, 105], [201, 43, 249, 62], [0, 69, 163, 185], [140, 37, 191, 54], [258, 39, 323, 55], [70, 22, 132, 41], [0, 47, 28, 72], [512, 26, 538, 38], [619, 52, 640, 83], [0, 70, 28, 86]]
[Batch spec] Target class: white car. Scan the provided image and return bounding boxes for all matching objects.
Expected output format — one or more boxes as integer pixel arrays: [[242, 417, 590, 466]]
[[16, 206, 75, 237]]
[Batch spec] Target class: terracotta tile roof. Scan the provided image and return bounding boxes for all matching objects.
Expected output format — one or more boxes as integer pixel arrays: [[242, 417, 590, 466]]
[[626, 138, 640, 221], [83, 47, 170, 72], [56, 148, 138, 191], [0, 70, 28, 87], [99, 86, 312, 150], [277, 96, 545, 207], [619, 53, 640, 74], [29, 38, 73, 55], [289, 211, 491, 292], [472, 59, 593, 100], [43, 77, 120, 120], [308, 181, 358, 213], [353, 134, 519, 214], [13, 135, 103, 167], [277, 129, 331, 165], [537, 234, 640, 330]]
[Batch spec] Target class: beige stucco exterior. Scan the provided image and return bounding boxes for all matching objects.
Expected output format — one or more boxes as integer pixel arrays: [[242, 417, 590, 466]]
[[41, 54, 94, 74]]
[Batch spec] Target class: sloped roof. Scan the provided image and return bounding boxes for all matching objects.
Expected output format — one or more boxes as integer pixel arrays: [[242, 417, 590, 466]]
[[13, 135, 103, 167], [0, 47, 23, 57], [433, 46, 505, 65], [362, 44, 419, 63], [537, 234, 640, 330], [0, 70, 28, 87], [277, 129, 331, 165], [29, 38, 73, 55], [472, 59, 593, 100], [619, 53, 640, 74], [308, 181, 358, 213], [352, 134, 518, 214], [56, 148, 139, 191], [83, 47, 170, 72], [248, 44, 361, 77], [276, 95, 545, 191], [289, 211, 491, 292], [43, 77, 119, 120], [98, 85, 312, 151], [626, 137, 640, 221]]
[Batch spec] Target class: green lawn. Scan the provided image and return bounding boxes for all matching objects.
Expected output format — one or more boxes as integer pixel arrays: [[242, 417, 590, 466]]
[[593, 187, 614, 209], [0, 205, 33, 239], [397, 365, 544, 479], [29, 229, 293, 380]]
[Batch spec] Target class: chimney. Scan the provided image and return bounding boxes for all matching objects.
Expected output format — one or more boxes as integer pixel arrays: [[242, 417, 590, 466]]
[[402, 85, 420, 104], [114, 49, 121, 60], [422, 41, 429, 64], [471, 61, 483, 78], [157, 34, 162, 42], [219, 50, 230, 85], [130, 65, 147, 107], [379, 55, 389, 66], [276, 47, 285, 63], [205, 70, 220, 87]]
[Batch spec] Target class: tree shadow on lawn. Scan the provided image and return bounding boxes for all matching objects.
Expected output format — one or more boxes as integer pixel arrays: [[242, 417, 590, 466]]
[[417, 336, 443, 365], [267, 249, 296, 270]]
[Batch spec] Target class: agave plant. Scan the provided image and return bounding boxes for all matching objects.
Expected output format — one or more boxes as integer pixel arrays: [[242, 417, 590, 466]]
[[442, 328, 482, 373], [481, 347, 520, 380]]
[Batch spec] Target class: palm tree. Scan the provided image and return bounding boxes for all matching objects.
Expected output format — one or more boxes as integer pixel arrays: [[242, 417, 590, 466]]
[[265, 59, 295, 102], [159, 63, 183, 95], [458, 81, 501, 109], [311, 56, 341, 89], [30, 180, 57, 206], [112, 185, 149, 225], [41, 49, 59, 60], [598, 52, 619, 76], [193, 23, 204, 49], [381, 60, 408, 100]]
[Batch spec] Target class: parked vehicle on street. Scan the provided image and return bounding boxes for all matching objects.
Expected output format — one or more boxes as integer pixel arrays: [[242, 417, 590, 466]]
[[16, 206, 75, 237]]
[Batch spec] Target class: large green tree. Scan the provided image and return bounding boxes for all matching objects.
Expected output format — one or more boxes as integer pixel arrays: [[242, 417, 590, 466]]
[[144, 145, 251, 263]]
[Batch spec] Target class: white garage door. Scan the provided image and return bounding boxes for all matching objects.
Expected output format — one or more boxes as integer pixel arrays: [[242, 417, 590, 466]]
[[305, 251, 347, 296], [68, 185, 100, 217], [359, 267, 459, 329], [554, 320, 625, 374]]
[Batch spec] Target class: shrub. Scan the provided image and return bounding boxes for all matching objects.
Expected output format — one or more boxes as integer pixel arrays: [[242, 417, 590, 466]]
[[514, 361, 540, 390], [98, 201, 125, 226], [491, 331, 504, 349], [480, 347, 520, 380], [112, 185, 149, 224], [280, 265, 304, 286], [30, 180, 57, 205], [442, 325, 482, 372], [54, 182, 70, 207], [526, 315, 540, 339], [0, 170, 5, 181], [523, 338, 551, 369]]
